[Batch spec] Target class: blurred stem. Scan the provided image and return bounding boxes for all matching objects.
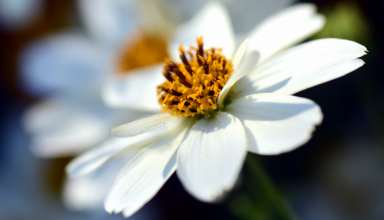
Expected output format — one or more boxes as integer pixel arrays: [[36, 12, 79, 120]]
[[229, 156, 296, 220]]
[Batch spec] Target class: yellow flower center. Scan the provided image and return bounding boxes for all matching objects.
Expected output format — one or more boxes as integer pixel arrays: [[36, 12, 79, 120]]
[[116, 31, 168, 73], [157, 37, 233, 118]]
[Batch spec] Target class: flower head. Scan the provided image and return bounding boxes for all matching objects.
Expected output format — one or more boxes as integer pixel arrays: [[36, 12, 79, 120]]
[[158, 37, 234, 117], [68, 2, 367, 217]]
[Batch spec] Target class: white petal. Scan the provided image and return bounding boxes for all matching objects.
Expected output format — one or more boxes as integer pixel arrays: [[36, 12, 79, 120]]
[[231, 39, 250, 69], [177, 112, 247, 202], [218, 39, 259, 106], [78, 0, 138, 45], [20, 32, 108, 95], [64, 148, 135, 210], [105, 128, 189, 217], [67, 137, 150, 178], [170, 1, 235, 59], [228, 94, 322, 155], [112, 113, 184, 137], [248, 4, 325, 62], [67, 115, 186, 177], [102, 65, 163, 111], [135, 0, 175, 35], [25, 98, 112, 157], [238, 39, 367, 96], [64, 178, 105, 210], [225, 0, 292, 34]]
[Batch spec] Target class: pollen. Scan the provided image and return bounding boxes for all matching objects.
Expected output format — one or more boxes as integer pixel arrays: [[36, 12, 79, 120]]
[[157, 37, 233, 118], [116, 31, 168, 73]]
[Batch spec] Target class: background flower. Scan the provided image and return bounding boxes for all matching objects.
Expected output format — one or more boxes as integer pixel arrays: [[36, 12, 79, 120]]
[[19, 0, 165, 212]]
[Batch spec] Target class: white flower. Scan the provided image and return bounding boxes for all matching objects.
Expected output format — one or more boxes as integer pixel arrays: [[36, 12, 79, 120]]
[[21, 0, 150, 211], [68, 2, 366, 217], [22, 0, 275, 211], [22, 0, 143, 158]]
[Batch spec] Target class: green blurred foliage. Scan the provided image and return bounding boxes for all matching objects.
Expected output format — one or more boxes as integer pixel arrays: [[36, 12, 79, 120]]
[[317, 2, 371, 43]]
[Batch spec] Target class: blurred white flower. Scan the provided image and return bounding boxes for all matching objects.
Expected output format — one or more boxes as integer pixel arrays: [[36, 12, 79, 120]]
[[22, 0, 183, 157], [67, 2, 366, 218], [21, 0, 169, 211], [0, 0, 42, 29], [22, 15, 140, 159]]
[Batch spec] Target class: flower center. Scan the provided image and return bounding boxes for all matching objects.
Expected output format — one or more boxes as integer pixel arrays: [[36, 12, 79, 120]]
[[116, 31, 168, 73], [157, 37, 233, 118]]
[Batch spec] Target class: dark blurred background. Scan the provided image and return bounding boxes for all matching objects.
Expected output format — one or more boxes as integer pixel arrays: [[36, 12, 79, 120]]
[[1, 0, 383, 219]]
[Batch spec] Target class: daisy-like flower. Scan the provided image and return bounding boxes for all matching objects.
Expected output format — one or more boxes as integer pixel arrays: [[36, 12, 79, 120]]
[[68, 2, 366, 217], [22, 0, 174, 210], [23, 0, 146, 158]]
